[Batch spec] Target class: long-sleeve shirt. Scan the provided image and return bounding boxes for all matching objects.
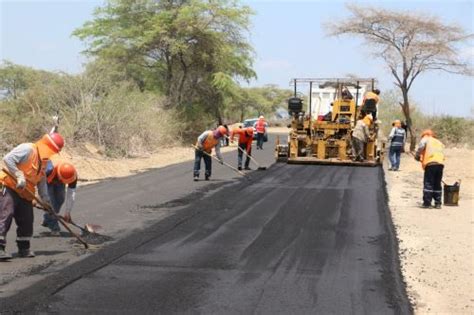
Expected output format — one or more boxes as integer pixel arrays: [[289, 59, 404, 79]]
[[46, 160, 76, 214], [197, 131, 223, 160], [3, 143, 51, 205], [352, 120, 370, 142], [230, 128, 253, 152]]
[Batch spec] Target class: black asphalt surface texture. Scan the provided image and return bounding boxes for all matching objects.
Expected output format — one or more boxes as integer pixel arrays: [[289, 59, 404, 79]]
[[0, 138, 411, 314]]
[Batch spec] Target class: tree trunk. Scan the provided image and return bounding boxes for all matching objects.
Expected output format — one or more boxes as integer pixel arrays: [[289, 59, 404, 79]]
[[400, 88, 417, 151]]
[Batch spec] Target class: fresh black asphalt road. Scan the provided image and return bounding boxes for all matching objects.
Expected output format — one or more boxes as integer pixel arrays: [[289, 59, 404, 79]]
[[0, 135, 411, 314]]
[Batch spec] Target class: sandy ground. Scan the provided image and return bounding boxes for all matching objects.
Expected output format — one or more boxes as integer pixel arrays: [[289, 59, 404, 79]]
[[385, 148, 474, 314]]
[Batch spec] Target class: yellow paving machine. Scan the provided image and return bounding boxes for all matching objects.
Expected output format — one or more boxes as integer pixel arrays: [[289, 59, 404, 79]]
[[275, 78, 384, 166]]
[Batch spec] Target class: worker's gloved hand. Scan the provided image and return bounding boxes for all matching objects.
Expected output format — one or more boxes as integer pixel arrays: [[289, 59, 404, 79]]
[[31, 199, 37, 208], [218, 158, 224, 165], [63, 212, 72, 223], [414, 154, 420, 161], [196, 144, 203, 152], [15, 171, 26, 189]]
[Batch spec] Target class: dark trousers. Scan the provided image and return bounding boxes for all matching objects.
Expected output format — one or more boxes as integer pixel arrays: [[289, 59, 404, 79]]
[[43, 183, 65, 232], [194, 149, 212, 178], [238, 143, 251, 168], [351, 138, 365, 161], [389, 146, 402, 170], [423, 164, 444, 206], [256, 133, 264, 149], [0, 188, 33, 250]]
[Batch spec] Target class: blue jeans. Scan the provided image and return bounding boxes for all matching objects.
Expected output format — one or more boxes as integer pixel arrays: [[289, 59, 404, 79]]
[[238, 143, 251, 168], [389, 146, 402, 170], [193, 149, 212, 178], [43, 183, 65, 232]]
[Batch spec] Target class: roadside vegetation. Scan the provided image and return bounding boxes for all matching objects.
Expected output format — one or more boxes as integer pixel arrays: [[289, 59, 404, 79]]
[[0, 1, 471, 156], [0, 0, 290, 157], [379, 90, 474, 147]]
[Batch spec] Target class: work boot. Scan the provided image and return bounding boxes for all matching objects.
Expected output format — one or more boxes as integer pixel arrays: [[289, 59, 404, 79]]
[[418, 203, 431, 209], [18, 249, 35, 258], [434, 204, 442, 209], [238, 166, 242, 171], [193, 175, 199, 182], [0, 248, 12, 261], [205, 175, 210, 181], [244, 166, 252, 170]]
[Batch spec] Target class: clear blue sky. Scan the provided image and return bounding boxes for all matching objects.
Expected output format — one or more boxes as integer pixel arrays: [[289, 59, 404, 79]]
[[1, 0, 473, 116]]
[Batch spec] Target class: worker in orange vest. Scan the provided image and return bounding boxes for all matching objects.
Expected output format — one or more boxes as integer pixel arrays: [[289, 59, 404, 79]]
[[41, 161, 78, 236], [0, 133, 64, 260], [194, 125, 228, 181], [230, 127, 254, 171], [414, 129, 445, 209], [253, 116, 268, 150], [361, 89, 380, 121]]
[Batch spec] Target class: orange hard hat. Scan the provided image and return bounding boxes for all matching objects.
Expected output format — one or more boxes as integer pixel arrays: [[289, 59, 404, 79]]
[[421, 129, 434, 138], [246, 127, 254, 135], [217, 125, 228, 136], [36, 132, 64, 159], [56, 162, 77, 184]]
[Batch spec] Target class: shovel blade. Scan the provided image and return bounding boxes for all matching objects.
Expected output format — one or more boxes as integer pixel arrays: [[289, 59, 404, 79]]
[[84, 224, 102, 234]]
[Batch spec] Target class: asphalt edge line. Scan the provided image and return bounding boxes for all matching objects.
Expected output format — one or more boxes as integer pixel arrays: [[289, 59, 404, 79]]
[[380, 167, 414, 314]]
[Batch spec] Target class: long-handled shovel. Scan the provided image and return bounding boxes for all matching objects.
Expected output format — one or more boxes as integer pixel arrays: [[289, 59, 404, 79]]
[[35, 205, 101, 235], [191, 145, 249, 179], [233, 143, 267, 170], [2, 168, 89, 249]]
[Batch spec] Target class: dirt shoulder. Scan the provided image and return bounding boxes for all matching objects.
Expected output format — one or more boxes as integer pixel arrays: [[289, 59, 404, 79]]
[[385, 147, 474, 313]]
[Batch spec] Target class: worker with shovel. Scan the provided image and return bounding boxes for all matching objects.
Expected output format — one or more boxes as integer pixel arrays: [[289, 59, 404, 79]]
[[41, 160, 78, 236], [0, 133, 64, 260], [230, 127, 254, 171], [194, 125, 228, 181]]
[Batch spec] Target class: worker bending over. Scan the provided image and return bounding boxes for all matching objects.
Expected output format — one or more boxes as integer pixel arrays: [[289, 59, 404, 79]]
[[415, 129, 445, 209], [361, 89, 380, 121], [194, 126, 228, 181], [42, 160, 77, 236], [0, 133, 64, 260], [230, 127, 254, 171], [351, 114, 372, 162]]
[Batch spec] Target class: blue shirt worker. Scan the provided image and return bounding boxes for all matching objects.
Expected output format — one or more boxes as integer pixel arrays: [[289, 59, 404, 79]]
[[42, 160, 77, 236], [388, 120, 406, 171]]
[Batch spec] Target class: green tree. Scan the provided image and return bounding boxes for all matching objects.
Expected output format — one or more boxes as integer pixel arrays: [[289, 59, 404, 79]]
[[326, 4, 473, 149], [73, 0, 256, 122]]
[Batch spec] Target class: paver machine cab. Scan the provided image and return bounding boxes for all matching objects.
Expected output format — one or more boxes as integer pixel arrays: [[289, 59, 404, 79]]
[[275, 78, 384, 165]]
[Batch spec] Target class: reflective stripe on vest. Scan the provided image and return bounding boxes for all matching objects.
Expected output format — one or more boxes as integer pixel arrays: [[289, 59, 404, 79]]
[[391, 128, 405, 147], [0, 144, 46, 201], [421, 137, 444, 169], [197, 131, 219, 153]]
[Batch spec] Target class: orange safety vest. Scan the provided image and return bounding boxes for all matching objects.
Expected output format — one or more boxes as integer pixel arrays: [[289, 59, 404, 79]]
[[420, 137, 444, 169], [0, 143, 47, 201], [196, 131, 219, 153], [255, 120, 266, 133]]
